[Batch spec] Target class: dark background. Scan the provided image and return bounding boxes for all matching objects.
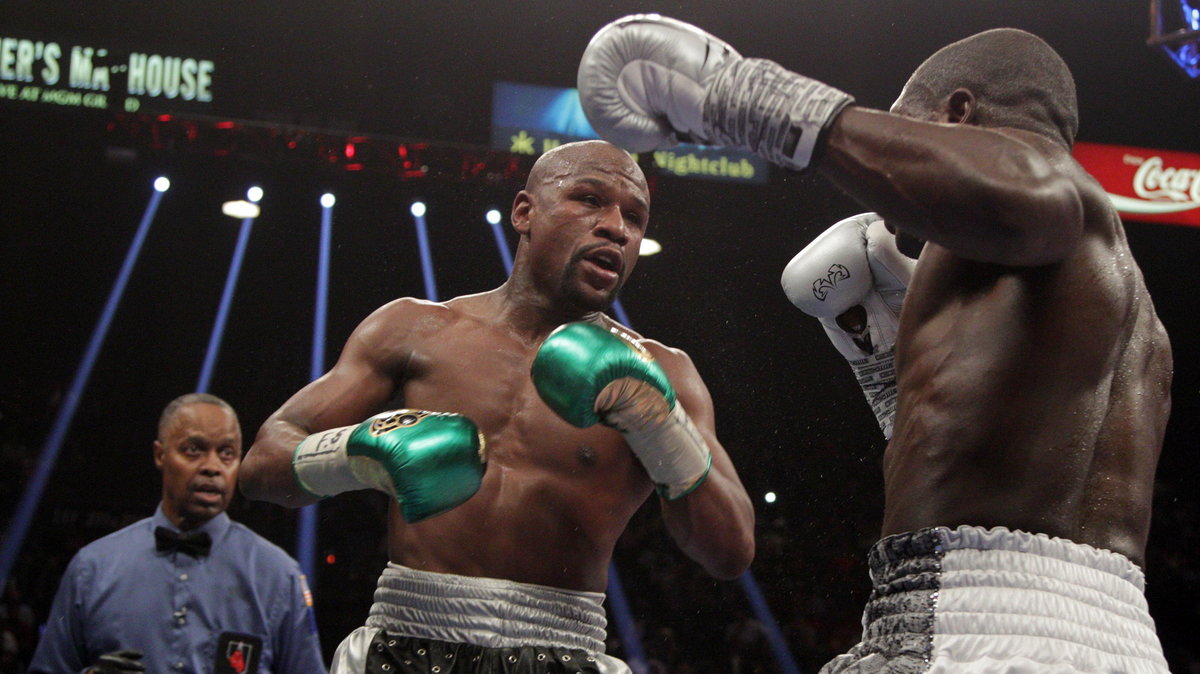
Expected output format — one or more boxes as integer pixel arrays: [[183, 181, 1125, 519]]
[[1, 2, 1198, 672]]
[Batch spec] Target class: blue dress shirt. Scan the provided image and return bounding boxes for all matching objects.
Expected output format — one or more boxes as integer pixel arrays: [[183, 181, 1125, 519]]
[[29, 505, 326, 673]]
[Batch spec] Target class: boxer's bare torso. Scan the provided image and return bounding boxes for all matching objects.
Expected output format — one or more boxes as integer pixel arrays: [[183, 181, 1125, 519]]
[[373, 295, 654, 591], [250, 288, 728, 592], [241, 141, 754, 594], [822, 106, 1172, 567], [882, 133, 1172, 567]]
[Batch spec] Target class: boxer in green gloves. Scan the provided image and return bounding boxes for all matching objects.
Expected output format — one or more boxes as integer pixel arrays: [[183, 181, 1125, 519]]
[[532, 321, 711, 501], [240, 140, 755, 674], [291, 409, 485, 523]]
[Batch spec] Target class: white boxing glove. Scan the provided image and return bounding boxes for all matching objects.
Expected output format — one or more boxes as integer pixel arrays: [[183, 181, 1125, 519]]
[[577, 14, 854, 170], [781, 213, 916, 438]]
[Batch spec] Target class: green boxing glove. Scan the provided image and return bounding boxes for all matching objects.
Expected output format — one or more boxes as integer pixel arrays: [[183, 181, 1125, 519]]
[[292, 409, 486, 522], [532, 322, 712, 499]]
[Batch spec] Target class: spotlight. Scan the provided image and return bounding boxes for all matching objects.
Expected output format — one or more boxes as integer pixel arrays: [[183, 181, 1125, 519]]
[[485, 209, 502, 225], [410, 201, 427, 217], [153, 176, 170, 192], [246, 186, 264, 203], [639, 238, 662, 257], [221, 200, 260, 219], [320, 193, 336, 208], [764, 491, 777, 504]]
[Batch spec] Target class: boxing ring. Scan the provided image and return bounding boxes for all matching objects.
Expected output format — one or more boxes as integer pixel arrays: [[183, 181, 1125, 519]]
[[0, 175, 802, 674]]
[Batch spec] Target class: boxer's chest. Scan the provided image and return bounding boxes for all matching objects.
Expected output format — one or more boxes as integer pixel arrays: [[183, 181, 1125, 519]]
[[401, 326, 633, 475]]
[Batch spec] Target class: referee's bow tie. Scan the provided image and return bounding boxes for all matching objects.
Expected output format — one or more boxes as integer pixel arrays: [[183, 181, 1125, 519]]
[[155, 526, 212, 557]]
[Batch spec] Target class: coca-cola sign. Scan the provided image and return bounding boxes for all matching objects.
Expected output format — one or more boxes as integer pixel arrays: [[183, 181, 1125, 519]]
[[1074, 142, 1200, 227]]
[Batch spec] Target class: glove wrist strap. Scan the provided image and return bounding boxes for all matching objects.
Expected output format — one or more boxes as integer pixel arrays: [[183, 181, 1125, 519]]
[[848, 348, 900, 440], [622, 403, 713, 500], [704, 58, 853, 170], [293, 426, 377, 497]]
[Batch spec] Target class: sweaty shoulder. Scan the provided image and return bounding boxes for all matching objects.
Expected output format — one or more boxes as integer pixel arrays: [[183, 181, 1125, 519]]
[[356, 297, 458, 340], [344, 297, 461, 368], [1007, 127, 1116, 241], [1060, 148, 1125, 244], [590, 316, 689, 366], [639, 335, 689, 368], [620, 323, 700, 385]]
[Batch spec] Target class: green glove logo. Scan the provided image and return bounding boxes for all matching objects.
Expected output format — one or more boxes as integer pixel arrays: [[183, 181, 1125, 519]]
[[369, 410, 427, 436], [609, 326, 654, 361]]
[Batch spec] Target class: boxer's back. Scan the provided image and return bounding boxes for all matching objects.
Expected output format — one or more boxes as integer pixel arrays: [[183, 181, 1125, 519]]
[[883, 142, 1173, 567]]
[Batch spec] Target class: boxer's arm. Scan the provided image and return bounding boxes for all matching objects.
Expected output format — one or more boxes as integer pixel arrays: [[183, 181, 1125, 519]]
[[647, 343, 756, 580], [240, 306, 405, 508], [818, 107, 1084, 266], [577, 15, 1081, 266]]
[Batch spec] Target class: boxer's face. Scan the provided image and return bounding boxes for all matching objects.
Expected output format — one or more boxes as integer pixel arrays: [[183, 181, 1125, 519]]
[[516, 143, 650, 312], [154, 402, 242, 530]]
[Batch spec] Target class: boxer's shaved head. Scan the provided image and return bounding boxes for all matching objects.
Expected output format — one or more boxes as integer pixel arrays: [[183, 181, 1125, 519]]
[[525, 140, 647, 200], [893, 28, 1078, 147]]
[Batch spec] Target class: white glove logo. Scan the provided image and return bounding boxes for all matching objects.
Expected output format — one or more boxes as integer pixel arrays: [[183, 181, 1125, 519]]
[[811, 263, 851, 301]]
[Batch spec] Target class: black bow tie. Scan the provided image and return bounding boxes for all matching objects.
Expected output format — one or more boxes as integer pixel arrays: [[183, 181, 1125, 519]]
[[155, 526, 212, 558]]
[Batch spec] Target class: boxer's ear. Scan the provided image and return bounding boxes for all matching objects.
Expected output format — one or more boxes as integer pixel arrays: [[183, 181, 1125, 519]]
[[512, 190, 533, 235], [946, 88, 976, 125]]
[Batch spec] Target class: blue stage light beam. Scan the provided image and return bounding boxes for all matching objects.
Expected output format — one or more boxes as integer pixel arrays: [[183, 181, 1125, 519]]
[[0, 178, 170, 588], [740, 572, 802, 674], [609, 299, 632, 328], [411, 202, 438, 301], [604, 562, 649, 674], [310, 191, 334, 419], [196, 213, 255, 393], [485, 209, 514, 275], [478, 206, 649, 673], [295, 193, 336, 580]]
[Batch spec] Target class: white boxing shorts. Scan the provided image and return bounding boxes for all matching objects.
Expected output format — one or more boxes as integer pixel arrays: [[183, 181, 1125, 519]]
[[330, 563, 631, 674], [821, 526, 1170, 673]]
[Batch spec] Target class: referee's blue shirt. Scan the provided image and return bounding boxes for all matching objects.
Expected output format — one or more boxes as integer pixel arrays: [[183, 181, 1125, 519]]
[[29, 505, 326, 673]]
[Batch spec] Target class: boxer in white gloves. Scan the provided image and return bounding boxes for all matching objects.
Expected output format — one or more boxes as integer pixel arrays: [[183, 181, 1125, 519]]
[[241, 140, 755, 674], [580, 16, 1173, 673], [781, 212, 915, 440]]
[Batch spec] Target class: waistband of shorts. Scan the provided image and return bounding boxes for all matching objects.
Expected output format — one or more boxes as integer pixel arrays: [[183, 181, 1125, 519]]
[[856, 526, 1166, 670], [869, 526, 1145, 591], [365, 563, 609, 653]]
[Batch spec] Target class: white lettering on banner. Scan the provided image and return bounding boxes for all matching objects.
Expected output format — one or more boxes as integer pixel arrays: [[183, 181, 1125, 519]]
[[0, 39, 63, 84], [1, 34, 216, 110], [0, 38, 16, 80], [1132, 156, 1200, 204], [42, 43, 61, 85], [127, 53, 213, 101], [69, 46, 110, 91]]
